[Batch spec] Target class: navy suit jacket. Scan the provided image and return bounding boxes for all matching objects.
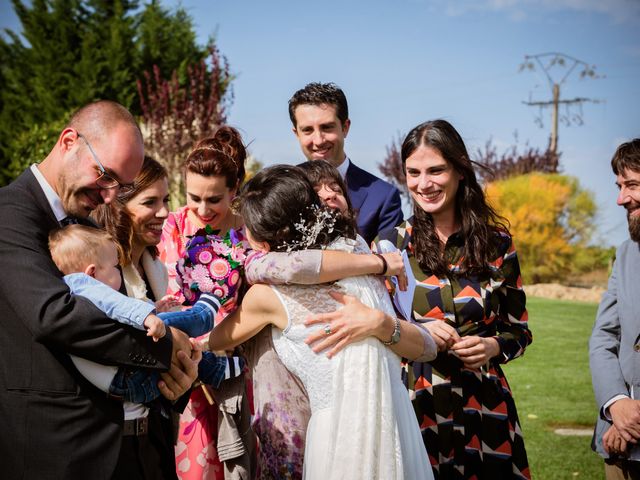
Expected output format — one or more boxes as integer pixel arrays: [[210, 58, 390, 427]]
[[0, 169, 173, 479], [346, 161, 403, 245]]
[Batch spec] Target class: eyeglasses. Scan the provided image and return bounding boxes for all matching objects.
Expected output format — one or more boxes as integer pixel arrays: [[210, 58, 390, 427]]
[[77, 132, 121, 189]]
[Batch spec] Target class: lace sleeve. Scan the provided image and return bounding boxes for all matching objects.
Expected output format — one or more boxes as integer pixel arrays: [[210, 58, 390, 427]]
[[244, 250, 322, 285]]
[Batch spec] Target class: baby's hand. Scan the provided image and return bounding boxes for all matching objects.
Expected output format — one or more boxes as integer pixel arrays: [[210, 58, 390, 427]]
[[144, 314, 166, 342], [155, 295, 182, 313]]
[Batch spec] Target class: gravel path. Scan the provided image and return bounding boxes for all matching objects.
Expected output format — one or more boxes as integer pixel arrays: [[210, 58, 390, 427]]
[[524, 283, 605, 303]]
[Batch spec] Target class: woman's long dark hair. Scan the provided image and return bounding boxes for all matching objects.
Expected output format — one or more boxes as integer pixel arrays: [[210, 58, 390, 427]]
[[401, 119, 510, 276], [239, 165, 354, 252]]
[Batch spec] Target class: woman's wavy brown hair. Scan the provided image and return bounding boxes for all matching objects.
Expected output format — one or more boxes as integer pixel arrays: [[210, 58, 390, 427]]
[[401, 119, 510, 277], [93, 156, 168, 265]]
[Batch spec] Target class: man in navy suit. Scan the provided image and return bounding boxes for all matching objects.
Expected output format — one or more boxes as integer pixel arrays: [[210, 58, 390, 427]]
[[288, 82, 403, 244]]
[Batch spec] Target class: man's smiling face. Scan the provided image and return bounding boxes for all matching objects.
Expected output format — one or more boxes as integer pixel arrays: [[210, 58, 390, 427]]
[[616, 168, 640, 242], [292, 103, 350, 168]]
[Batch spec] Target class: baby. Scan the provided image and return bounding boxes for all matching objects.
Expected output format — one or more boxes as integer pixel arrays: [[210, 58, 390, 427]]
[[49, 224, 244, 403]]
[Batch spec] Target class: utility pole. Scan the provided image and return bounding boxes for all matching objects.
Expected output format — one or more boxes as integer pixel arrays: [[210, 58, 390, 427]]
[[520, 53, 602, 156]]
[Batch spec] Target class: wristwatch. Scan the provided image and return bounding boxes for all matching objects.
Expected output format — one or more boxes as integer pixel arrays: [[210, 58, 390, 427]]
[[382, 317, 401, 346]]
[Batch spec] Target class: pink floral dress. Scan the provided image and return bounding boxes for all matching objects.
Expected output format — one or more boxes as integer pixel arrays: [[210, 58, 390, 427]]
[[160, 206, 325, 479], [159, 206, 248, 480]]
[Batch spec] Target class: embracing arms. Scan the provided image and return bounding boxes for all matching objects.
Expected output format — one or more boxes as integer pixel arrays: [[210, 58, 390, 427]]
[[245, 248, 406, 286], [208, 284, 286, 352]]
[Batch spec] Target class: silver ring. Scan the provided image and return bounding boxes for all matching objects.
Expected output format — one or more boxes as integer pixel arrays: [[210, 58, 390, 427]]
[[324, 324, 332, 335]]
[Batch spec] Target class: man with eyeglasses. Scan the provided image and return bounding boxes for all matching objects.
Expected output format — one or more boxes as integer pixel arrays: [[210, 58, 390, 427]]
[[0, 100, 200, 479]]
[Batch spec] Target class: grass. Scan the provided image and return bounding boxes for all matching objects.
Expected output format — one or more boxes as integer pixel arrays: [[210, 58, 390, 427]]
[[503, 296, 604, 479]]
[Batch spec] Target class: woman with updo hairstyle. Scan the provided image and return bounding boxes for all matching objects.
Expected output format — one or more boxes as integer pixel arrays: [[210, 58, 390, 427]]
[[157, 126, 250, 480], [160, 129, 413, 479], [161, 126, 246, 304]]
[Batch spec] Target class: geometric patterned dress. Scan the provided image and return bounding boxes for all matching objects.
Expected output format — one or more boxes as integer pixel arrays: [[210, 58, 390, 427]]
[[379, 218, 532, 479]]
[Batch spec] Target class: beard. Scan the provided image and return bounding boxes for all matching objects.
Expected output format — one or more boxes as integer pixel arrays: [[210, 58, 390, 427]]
[[628, 210, 640, 243]]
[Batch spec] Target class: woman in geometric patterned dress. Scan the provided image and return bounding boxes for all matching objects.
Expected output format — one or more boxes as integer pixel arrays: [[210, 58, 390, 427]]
[[378, 119, 533, 479]]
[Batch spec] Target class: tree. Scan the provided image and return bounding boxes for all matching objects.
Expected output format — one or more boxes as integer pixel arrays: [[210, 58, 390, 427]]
[[76, 0, 140, 109], [244, 154, 264, 183], [0, 0, 87, 184], [138, 45, 233, 209], [485, 173, 597, 283], [377, 133, 407, 199], [136, 1, 206, 87], [474, 136, 560, 182], [0, 0, 213, 186], [1, 114, 70, 181]]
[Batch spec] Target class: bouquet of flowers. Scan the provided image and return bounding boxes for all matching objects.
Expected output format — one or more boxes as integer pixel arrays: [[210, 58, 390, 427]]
[[175, 225, 246, 306]]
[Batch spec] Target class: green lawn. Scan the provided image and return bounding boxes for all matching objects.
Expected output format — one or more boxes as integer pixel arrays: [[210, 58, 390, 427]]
[[503, 297, 604, 479]]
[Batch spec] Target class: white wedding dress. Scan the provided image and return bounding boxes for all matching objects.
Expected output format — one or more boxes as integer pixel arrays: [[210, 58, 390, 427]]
[[271, 237, 434, 480]]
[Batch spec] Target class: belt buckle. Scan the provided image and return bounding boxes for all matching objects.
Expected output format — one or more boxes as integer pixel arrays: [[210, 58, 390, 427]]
[[135, 417, 148, 435]]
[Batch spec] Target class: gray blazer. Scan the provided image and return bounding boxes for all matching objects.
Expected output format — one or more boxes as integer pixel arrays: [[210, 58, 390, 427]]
[[589, 239, 640, 460]]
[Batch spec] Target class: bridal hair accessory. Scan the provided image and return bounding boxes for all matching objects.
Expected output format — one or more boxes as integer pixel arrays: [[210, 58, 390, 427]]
[[282, 204, 337, 252], [176, 225, 246, 306]]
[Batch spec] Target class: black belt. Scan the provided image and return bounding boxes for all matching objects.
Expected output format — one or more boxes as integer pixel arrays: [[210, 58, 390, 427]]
[[123, 417, 149, 436]]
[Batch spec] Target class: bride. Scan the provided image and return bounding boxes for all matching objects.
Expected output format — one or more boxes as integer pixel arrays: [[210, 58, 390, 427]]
[[209, 165, 436, 479]]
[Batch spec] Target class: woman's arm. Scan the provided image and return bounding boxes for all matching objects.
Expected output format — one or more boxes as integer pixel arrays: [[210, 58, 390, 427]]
[[208, 284, 287, 352], [490, 238, 531, 363], [451, 237, 531, 367], [245, 249, 405, 285], [303, 291, 437, 361]]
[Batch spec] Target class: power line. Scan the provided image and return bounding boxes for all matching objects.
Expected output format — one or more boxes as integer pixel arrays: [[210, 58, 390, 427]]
[[520, 52, 603, 155]]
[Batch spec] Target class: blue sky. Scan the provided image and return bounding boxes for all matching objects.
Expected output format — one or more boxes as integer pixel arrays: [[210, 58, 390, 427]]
[[2, 0, 639, 245]]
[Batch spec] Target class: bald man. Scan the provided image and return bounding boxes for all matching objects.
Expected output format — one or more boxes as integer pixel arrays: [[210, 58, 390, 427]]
[[0, 100, 200, 479]]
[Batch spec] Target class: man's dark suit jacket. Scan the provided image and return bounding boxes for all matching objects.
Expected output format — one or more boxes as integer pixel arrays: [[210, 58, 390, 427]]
[[0, 169, 173, 479], [346, 161, 403, 245]]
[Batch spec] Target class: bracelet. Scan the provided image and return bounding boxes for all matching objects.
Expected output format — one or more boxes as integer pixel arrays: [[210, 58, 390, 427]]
[[373, 253, 388, 275], [382, 316, 401, 346]]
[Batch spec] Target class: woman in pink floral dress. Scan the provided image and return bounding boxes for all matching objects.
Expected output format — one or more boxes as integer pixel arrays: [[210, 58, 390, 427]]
[[159, 126, 250, 480], [160, 127, 408, 479]]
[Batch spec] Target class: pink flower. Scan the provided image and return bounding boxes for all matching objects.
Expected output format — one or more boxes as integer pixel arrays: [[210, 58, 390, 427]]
[[212, 242, 231, 256], [228, 269, 240, 287], [209, 258, 231, 280], [191, 264, 210, 284], [212, 283, 229, 300], [230, 246, 246, 262], [197, 249, 213, 264], [198, 276, 214, 293]]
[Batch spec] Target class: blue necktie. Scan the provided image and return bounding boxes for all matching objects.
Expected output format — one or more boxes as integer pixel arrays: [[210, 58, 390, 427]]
[[60, 216, 79, 226]]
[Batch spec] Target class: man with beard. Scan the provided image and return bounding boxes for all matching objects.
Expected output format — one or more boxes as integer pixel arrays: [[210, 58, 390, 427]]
[[590, 138, 640, 479], [0, 100, 200, 479]]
